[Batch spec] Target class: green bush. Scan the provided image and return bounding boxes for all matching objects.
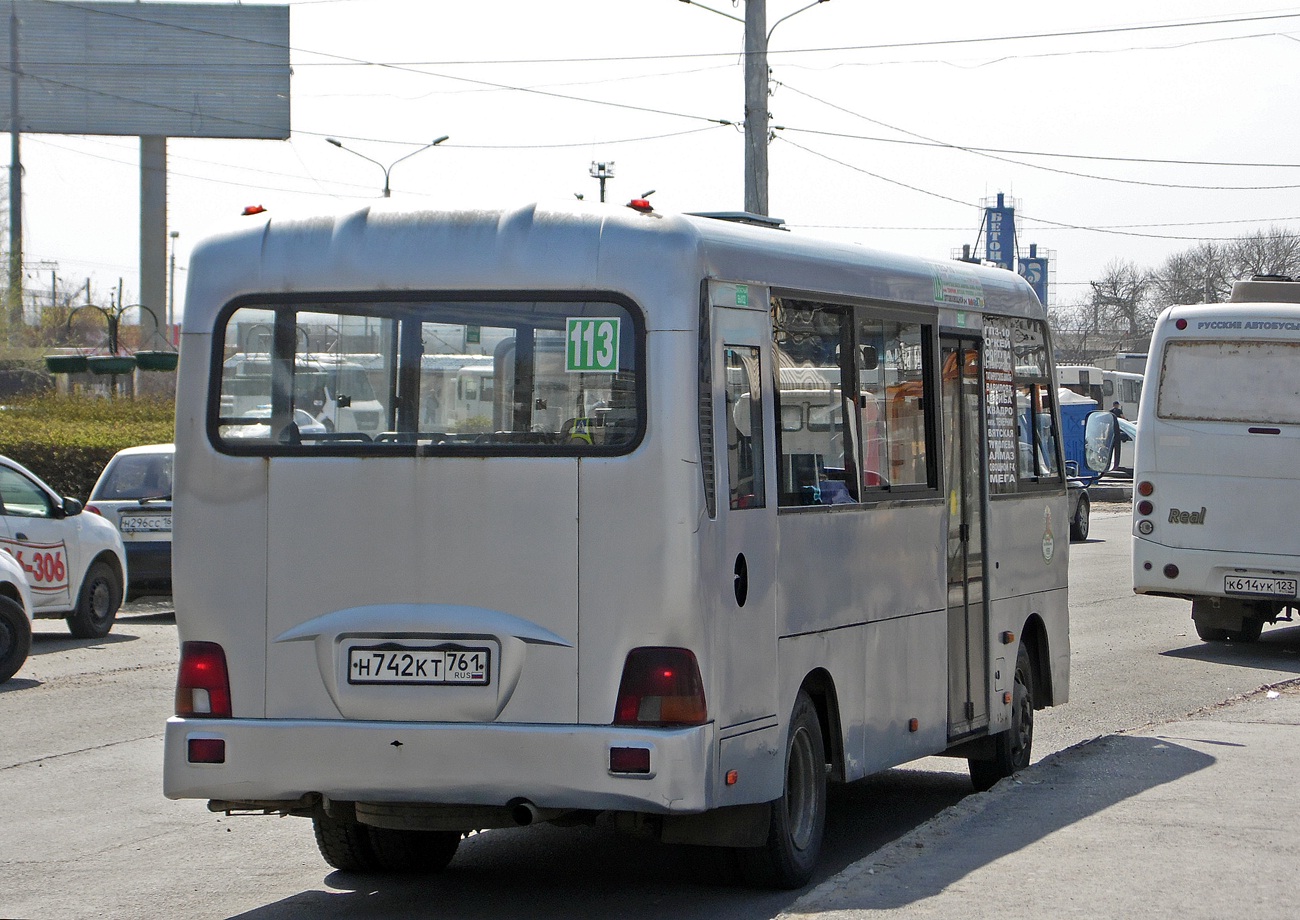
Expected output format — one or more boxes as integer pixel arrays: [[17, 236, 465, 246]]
[[0, 395, 175, 500]]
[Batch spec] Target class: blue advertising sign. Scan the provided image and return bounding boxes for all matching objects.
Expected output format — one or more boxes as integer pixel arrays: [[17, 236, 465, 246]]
[[984, 204, 1015, 270], [1018, 256, 1049, 304]]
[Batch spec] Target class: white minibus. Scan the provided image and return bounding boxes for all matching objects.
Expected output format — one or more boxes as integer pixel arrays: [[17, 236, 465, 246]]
[[164, 202, 1071, 888], [1132, 275, 1300, 642]]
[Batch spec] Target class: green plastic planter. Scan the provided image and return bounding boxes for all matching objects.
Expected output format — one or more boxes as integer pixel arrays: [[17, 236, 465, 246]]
[[134, 350, 179, 372], [86, 355, 137, 375], [44, 354, 88, 374]]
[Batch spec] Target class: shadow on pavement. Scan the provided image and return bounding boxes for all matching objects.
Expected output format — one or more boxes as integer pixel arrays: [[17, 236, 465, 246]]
[[786, 734, 1214, 914], [225, 771, 973, 920], [1162, 623, 1300, 675]]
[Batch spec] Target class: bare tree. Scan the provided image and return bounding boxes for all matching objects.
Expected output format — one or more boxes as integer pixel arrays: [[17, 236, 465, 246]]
[[1089, 258, 1156, 349], [1152, 241, 1230, 306], [1228, 226, 1300, 280]]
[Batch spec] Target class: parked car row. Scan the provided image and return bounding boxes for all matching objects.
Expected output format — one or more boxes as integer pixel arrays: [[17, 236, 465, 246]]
[[0, 444, 173, 684]]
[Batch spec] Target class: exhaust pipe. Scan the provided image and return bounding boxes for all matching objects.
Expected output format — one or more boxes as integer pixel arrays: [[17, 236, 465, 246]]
[[510, 800, 544, 826]]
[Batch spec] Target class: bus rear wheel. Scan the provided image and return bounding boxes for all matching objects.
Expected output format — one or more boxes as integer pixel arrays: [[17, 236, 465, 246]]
[[970, 642, 1034, 792], [313, 804, 461, 874], [739, 690, 827, 889]]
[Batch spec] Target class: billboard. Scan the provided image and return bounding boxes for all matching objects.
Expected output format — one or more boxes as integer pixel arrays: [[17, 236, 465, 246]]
[[984, 200, 1015, 271], [1018, 256, 1049, 305], [0, 2, 289, 139]]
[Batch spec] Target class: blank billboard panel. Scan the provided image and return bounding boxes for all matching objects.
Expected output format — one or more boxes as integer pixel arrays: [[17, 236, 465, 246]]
[[0, 1, 289, 139]]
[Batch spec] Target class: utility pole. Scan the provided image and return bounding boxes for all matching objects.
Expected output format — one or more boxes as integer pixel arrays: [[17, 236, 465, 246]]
[[679, 0, 829, 217], [7, 5, 22, 329], [744, 0, 768, 216]]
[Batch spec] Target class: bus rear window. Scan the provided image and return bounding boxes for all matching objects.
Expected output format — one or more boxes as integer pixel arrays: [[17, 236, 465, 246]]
[[211, 296, 643, 455], [1158, 340, 1300, 424]]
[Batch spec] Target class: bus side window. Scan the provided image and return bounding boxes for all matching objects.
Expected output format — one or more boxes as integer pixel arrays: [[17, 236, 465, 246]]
[[724, 347, 766, 510], [773, 301, 847, 506]]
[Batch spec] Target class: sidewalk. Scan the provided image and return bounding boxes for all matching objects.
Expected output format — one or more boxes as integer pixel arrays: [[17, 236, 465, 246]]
[[781, 682, 1300, 920]]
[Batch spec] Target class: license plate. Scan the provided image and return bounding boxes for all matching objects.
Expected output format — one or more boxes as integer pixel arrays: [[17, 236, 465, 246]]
[[347, 644, 491, 686], [1224, 575, 1298, 598], [119, 514, 171, 533]]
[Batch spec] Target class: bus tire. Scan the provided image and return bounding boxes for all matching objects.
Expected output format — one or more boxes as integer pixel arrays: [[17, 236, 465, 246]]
[[313, 806, 379, 872], [312, 806, 461, 874], [970, 642, 1034, 792], [0, 596, 32, 684], [1069, 493, 1090, 541], [739, 690, 827, 889], [66, 560, 122, 639]]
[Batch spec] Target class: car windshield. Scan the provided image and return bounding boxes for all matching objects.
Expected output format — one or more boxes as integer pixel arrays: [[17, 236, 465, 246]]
[[93, 453, 173, 501]]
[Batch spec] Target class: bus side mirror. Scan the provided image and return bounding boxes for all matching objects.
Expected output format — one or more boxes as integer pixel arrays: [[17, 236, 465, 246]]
[[336, 394, 352, 409], [1081, 410, 1116, 477], [859, 345, 879, 371]]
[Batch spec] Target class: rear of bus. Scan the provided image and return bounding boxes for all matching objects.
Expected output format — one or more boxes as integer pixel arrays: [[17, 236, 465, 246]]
[[1132, 276, 1300, 641], [163, 205, 786, 880]]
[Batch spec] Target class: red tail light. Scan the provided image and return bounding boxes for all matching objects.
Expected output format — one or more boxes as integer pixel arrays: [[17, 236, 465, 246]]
[[85, 503, 103, 516], [613, 647, 707, 726], [176, 641, 232, 718]]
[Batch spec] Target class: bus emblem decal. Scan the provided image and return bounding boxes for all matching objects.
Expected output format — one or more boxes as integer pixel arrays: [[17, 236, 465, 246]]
[[1168, 507, 1207, 525]]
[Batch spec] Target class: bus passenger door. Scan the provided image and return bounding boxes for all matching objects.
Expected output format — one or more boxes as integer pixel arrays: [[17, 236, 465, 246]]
[[940, 336, 989, 738], [712, 305, 778, 730]]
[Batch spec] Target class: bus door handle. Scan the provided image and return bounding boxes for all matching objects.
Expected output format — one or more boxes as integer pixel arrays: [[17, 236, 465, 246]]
[[733, 553, 749, 608]]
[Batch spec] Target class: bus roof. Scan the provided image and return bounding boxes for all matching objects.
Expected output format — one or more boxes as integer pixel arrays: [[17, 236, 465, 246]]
[[184, 202, 1044, 334]]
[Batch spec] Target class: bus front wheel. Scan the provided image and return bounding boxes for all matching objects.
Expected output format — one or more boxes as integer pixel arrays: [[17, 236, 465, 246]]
[[739, 690, 827, 889], [970, 642, 1035, 792]]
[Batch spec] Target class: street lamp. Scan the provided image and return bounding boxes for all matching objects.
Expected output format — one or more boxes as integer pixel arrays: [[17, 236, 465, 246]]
[[326, 135, 450, 198], [168, 230, 179, 330], [589, 161, 615, 203], [678, 0, 829, 215]]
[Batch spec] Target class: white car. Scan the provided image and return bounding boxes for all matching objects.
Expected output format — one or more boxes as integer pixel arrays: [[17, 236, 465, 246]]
[[221, 406, 329, 442], [87, 444, 174, 600], [0, 548, 34, 683], [0, 454, 128, 639]]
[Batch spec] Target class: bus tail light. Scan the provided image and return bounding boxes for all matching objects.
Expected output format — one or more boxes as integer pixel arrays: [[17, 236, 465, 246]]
[[176, 641, 232, 718], [613, 647, 707, 727], [1137, 480, 1154, 497]]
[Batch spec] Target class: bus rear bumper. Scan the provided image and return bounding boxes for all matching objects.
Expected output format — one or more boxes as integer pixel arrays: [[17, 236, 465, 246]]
[[1133, 538, 1300, 604], [164, 716, 717, 814]]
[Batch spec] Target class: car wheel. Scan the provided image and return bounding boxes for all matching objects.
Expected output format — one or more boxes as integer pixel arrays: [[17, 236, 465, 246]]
[[0, 596, 32, 683], [739, 690, 827, 889], [970, 642, 1035, 791], [1069, 494, 1090, 542], [66, 560, 122, 639]]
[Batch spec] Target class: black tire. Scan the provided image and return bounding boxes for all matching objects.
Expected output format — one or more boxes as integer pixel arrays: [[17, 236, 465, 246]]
[[313, 806, 379, 873], [1226, 618, 1264, 643], [312, 806, 461, 874], [739, 690, 827, 889], [0, 596, 32, 684], [970, 642, 1035, 792], [66, 559, 122, 639], [1194, 621, 1230, 642], [1070, 494, 1090, 542]]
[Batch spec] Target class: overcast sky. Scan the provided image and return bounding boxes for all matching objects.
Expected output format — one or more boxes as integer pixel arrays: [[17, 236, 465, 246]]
[[15, 0, 1300, 322]]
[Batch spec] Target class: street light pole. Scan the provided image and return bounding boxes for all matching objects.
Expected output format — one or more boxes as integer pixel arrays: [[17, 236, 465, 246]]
[[326, 135, 450, 197], [167, 231, 179, 331], [680, 0, 828, 216], [744, 0, 768, 216]]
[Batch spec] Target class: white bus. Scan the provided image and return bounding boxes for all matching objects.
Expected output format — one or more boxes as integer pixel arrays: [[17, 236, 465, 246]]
[[164, 202, 1071, 888], [1131, 276, 1300, 643], [1058, 364, 1141, 469]]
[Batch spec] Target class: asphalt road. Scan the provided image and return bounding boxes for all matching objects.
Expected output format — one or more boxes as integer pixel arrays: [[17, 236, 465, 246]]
[[4, 506, 1300, 920]]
